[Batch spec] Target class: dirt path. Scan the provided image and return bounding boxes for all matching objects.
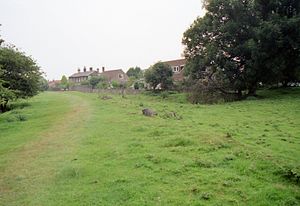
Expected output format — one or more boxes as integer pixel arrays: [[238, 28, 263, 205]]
[[0, 92, 93, 205]]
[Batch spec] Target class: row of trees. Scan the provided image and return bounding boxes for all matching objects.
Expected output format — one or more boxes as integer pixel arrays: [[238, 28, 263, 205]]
[[182, 0, 300, 102], [0, 30, 43, 112]]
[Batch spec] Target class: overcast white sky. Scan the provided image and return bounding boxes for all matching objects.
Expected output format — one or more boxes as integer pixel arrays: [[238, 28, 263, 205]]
[[0, 0, 205, 80]]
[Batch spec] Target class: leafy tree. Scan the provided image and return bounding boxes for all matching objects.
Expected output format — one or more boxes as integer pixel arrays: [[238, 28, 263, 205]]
[[60, 75, 69, 90], [88, 76, 102, 89], [183, 0, 300, 102], [144, 62, 173, 91], [254, 0, 300, 86], [126, 67, 143, 79], [0, 69, 15, 112], [0, 46, 42, 112], [183, 0, 259, 98]]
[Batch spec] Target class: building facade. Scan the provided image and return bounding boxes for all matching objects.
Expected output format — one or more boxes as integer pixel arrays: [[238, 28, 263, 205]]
[[162, 59, 186, 82], [69, 67, 128, 84]]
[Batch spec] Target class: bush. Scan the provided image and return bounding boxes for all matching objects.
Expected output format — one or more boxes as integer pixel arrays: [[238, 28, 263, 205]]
[[111, 80, 120, 89]]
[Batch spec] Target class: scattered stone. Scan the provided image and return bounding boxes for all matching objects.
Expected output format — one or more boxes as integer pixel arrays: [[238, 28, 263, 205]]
[[142, 108, 157, 117]]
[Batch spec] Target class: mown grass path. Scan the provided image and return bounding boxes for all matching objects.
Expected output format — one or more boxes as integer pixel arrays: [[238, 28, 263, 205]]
[[0, 92, 92, 205]]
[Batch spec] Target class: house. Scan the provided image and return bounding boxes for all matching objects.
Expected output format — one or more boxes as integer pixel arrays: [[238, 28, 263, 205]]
[[69, 67, 100, 83], [163, 59, 186, 82], [101, 67, 129, 83], [69, 66, 128, 84]]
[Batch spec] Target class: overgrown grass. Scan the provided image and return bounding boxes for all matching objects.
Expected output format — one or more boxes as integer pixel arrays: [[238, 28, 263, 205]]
[[0, 89, 299, 205]]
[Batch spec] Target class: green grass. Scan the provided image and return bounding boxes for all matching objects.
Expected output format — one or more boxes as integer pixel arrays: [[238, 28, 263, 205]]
[[0, 89, 299, 205]]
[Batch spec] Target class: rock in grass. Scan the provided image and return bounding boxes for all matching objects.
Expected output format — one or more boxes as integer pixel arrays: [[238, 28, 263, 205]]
[[101, 95, 112, 100], [142, 108, 157, 117]]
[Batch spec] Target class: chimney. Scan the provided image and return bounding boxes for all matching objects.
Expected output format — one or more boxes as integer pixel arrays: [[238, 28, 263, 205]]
[[83, 66, 87, 72], [89, 67, 93, 71], [77, 68, 80, 73], [97, 68, 99, 73], [102, 66, 105, 72]]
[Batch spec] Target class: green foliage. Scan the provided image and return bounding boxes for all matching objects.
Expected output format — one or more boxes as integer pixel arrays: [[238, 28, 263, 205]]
[[60, 75, 69, 90], [97, 80, 109, 89], [133, 82, 140, 90], [111, 80, 120, 88], [126, 66, 143, 79], [80, 80, 89, 86], [183, 0, 300, 102], [0, 79, 15, 112], [0, 46, 41, 112], [133, 81, 145, 90], [88, 76, 104, 89], [144, 62, 173, 91]]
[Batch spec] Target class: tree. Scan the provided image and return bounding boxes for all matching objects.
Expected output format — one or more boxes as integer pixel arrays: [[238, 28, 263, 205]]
[[126, 67, 143, 79], [183, 0, 260, 99], [60, 75, 69, 90], [144, 62, 173, 91], [0, 46, 42, 112], [253, 0, 300, 86], [88, 76, 101, 89], [0, 69, 15, 112], [182, 0, 300, 102]]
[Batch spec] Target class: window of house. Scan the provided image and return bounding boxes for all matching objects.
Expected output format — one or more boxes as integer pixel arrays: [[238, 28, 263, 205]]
[[119, 74, 124, 79], [173, 66, 179, 73]]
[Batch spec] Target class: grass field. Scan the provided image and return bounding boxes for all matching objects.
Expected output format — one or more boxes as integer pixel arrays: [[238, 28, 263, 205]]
[[0, 89, 299, 206]]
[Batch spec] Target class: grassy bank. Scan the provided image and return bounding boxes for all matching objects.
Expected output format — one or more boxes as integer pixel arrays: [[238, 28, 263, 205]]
[[0, 89, 299, 205]]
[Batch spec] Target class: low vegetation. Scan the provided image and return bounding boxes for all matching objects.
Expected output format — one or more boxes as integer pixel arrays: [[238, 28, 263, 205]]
[[0, 88, 299, 205]]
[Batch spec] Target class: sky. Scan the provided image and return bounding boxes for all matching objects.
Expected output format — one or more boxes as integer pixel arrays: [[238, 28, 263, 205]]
[[0, 0, 205, 80]]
